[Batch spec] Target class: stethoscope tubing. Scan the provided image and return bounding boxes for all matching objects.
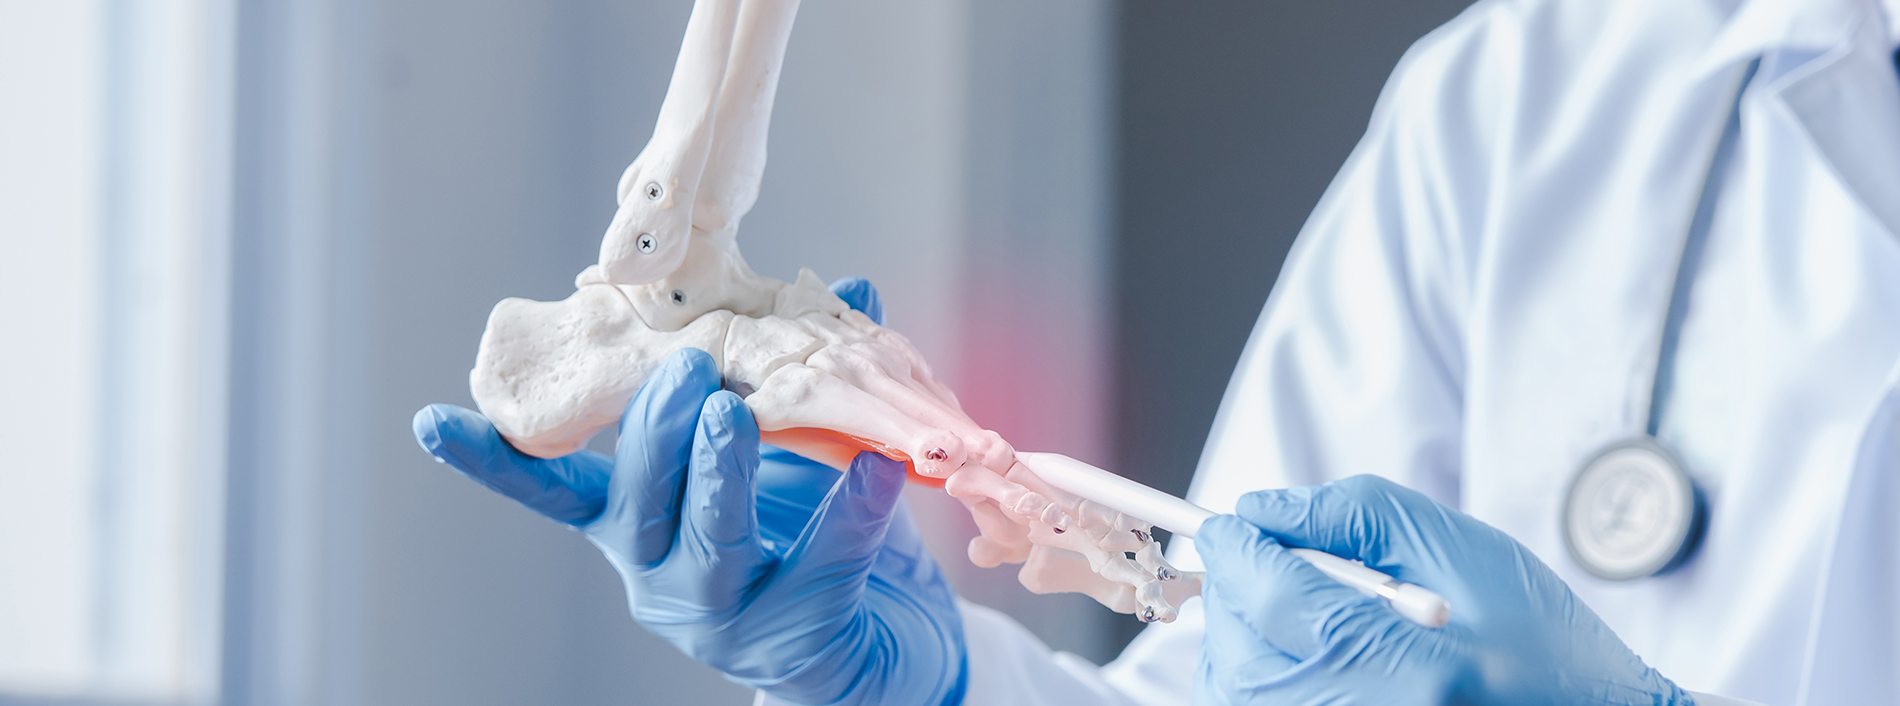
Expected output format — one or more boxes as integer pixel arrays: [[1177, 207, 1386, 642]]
[[1564, 58, 1760, 581]]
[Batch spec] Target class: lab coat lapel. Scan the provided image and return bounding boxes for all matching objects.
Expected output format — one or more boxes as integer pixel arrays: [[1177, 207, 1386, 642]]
[[1752, 8, 1900, 701], [1764, 9, 1900, 242], [1702, 0, 1862, 73]]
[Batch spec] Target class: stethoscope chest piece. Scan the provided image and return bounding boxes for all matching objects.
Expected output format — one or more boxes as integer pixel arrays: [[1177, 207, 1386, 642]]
[[1563, 438, 1707, 581]]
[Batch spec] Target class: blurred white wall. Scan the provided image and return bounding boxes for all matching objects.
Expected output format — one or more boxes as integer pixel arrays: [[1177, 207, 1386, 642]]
[[1, 0, 230, 701], [221, 1, 1117, 705], [0, 0, 108, 692]]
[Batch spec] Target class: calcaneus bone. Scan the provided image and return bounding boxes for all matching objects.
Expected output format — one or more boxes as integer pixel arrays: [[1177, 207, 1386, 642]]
[[468, 0, 1200, 623]]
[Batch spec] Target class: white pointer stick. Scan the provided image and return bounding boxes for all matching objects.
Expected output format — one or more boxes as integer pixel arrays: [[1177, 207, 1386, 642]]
[[1015, 452, 1452, 628]]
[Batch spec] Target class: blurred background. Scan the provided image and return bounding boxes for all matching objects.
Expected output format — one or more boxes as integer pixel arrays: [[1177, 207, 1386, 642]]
[[0, 0, 1469, 703]]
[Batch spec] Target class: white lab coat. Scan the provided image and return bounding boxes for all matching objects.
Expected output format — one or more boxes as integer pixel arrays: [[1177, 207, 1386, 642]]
[[759, 0, 1900, 703]]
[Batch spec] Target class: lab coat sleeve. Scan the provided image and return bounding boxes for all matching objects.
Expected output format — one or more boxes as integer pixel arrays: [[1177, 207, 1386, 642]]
[[754, 599, 1197, 706], [1173, 0, 1522, 558], [1685, 693, 1768, 706], [748, 605, 1776, 706]]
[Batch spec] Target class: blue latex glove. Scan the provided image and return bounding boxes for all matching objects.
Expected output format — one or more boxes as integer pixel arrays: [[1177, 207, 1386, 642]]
[[1194, 475, 1691, 706], [412, 278, 966, 706]]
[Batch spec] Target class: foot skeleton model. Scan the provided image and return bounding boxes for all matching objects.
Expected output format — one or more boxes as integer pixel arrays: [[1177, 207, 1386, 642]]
[[469, 0, 1200, 622]]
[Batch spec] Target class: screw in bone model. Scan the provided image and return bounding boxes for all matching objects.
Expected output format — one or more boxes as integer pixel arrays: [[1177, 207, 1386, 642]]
[[670, 290, 686, 305], [1140, 606, 1157, 623], [637, 233, 657, 254], [925, 448, 948, 461], [1131, 528, 1150, 544], [645, 182, 663, 200], [1156, 567, 1177, 581]]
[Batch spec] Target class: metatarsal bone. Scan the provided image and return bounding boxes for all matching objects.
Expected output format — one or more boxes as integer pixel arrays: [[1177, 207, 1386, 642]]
[[803, 345, 983, 452], [747, 363, 970, 479]]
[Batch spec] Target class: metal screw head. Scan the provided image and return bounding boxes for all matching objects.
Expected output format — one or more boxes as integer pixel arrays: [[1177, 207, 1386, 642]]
[[1156, 567, 1177, 581], [1139, 607, 1157, 623], [669, 290, 685, 305], [925, 447, 948, 462], [636, 233, 657, 254], [1131, 528, 1150, 543], [645, 182, 663, 200]]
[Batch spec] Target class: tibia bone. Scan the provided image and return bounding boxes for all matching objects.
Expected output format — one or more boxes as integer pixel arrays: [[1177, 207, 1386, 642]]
[[692, 0, 802, 233]]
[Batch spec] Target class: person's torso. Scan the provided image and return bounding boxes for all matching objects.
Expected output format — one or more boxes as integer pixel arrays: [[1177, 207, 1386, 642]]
[[1458, 2, 1900, 700]]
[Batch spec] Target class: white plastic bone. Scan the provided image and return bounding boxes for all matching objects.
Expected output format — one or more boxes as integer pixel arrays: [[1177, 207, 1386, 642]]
[[468, 0, 1195, 623]]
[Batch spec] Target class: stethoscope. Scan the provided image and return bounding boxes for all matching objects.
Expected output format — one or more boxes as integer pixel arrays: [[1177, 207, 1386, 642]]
[[1561, 59, 1759, 582]]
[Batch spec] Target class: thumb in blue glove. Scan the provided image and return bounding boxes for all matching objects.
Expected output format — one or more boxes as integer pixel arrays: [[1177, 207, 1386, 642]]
[[1194, 475, 1690, 706]]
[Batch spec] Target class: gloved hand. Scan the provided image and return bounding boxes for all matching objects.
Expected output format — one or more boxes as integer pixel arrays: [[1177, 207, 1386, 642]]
[[412, 278, 966, 706], [1194, 475, 1690, 706]]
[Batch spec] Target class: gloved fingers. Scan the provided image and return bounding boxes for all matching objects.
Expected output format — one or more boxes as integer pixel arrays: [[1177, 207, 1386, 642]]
[[601, 348, 725, 566], [676, 391, 770, 602], [827, 276, 884, 326], [411, 403, 612, 525], [755, 444, 842, 547], [776, 451, 909, 591], [1197, 514, 1384, 660], [866, 493, 941, 585], [1197, 580, 1300, 705], [1233, 475, 1464, 577]]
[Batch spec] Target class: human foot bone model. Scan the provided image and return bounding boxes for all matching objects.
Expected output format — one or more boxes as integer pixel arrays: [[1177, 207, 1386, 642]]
[[468, 0, 1202, 622]]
